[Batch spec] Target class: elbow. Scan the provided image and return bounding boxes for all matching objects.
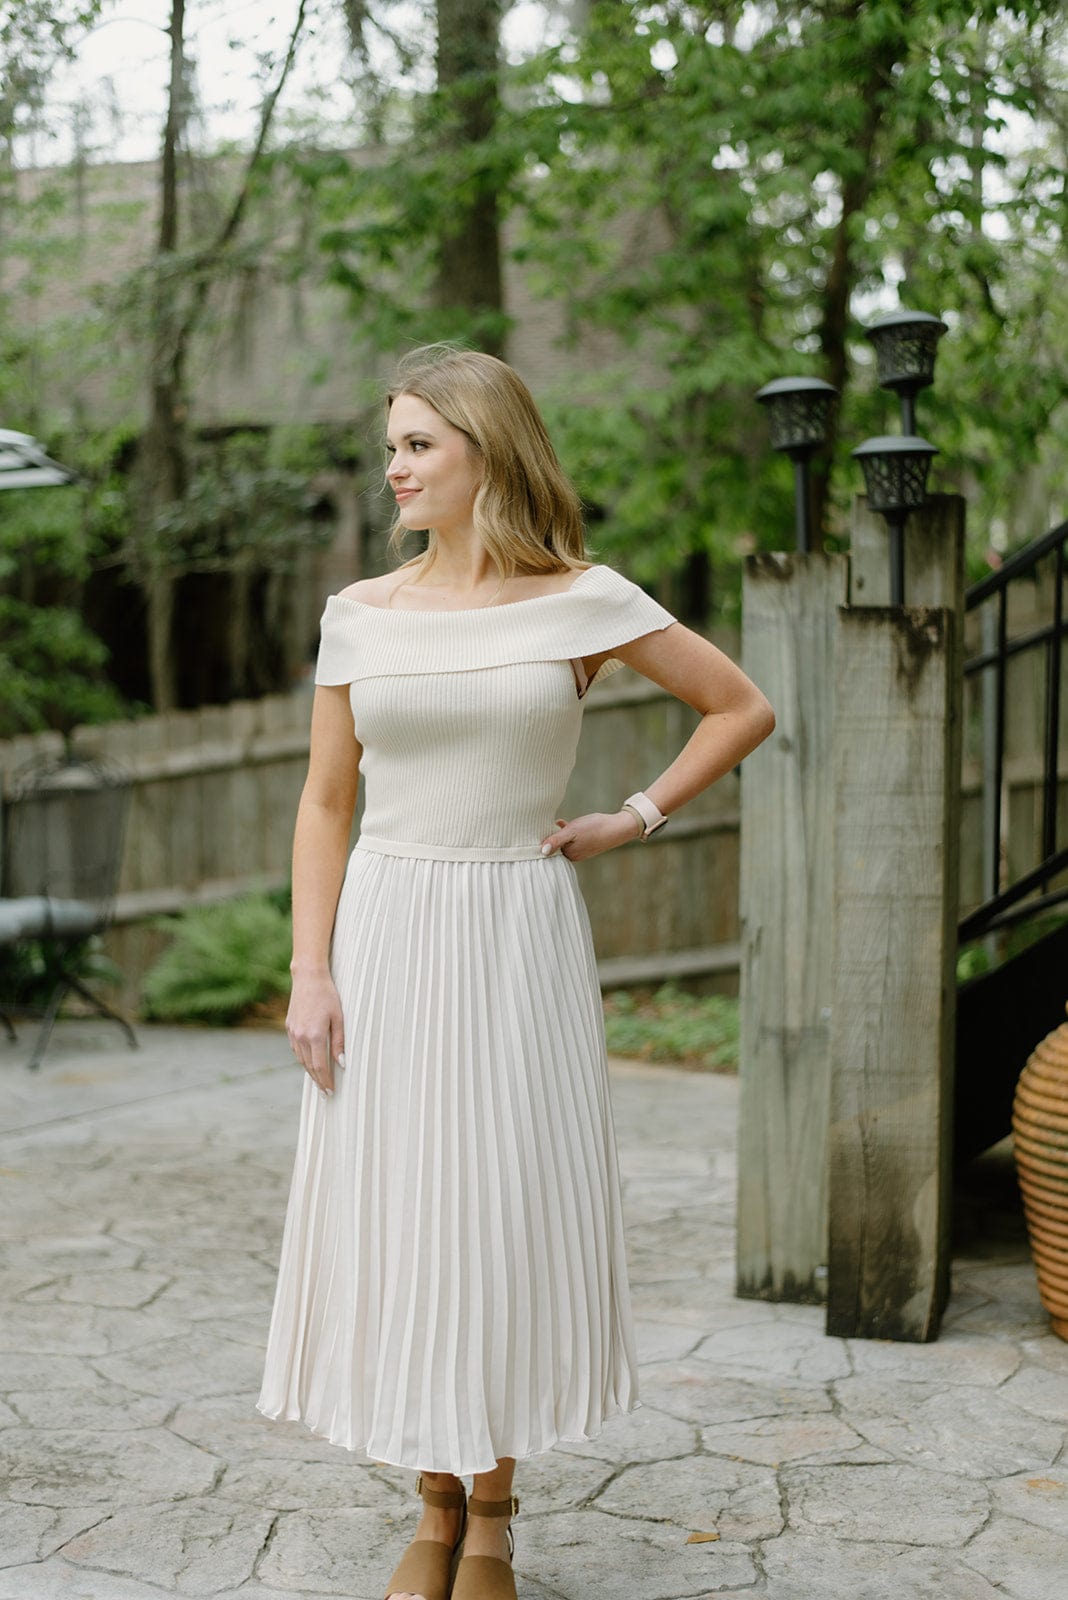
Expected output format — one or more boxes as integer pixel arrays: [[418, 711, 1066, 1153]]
[[299, 784, 359, 831], [748, 690, 776, 752]]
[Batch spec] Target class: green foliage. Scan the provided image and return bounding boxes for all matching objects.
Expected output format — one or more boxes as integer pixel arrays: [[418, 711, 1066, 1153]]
[[0, 3, 103, 146], [140, 433, 321, 575], [0, 417, 339, 731], [957, 911, 1068, 984], [0, 431, 142, 735], [287, 0, 1068, 613], [3, 0, 1065, 653], [0, 933, 121, 1011], [142, 896, 293, 1025], [603, 983, 739, 1072], [515, 0, 1068, 577], [0, 428, 137, 584], [0, 597, 131, 737]]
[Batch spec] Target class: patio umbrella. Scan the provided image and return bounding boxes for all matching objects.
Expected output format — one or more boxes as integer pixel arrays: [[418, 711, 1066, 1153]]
[[0, 428, 76, 490]]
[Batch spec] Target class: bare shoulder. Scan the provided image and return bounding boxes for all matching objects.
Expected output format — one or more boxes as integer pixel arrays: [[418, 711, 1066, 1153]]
[[516, 562, 594, 597], [335, 572, 409, 607]]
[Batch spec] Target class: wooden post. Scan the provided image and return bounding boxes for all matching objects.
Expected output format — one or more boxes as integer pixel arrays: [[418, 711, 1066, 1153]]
[[826, 604, 960, 1340], [737, 551, 849, 1303], [823, 493, 964, 1341], [850, 493, 965, 612]]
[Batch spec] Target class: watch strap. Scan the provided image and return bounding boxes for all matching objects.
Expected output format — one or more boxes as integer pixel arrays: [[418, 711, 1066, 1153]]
[[622, 791, 668, 839]]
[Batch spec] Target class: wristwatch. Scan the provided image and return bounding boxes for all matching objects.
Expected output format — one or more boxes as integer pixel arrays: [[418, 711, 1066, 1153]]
[[622, 791, 668, 840]]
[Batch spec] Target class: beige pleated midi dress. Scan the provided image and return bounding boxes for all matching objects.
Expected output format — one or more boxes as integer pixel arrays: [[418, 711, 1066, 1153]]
[[256, 563, 677, 1474]]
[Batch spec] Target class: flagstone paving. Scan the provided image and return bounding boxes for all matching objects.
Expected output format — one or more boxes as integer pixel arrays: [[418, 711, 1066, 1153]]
[[0, 1021, 1065, 1599]]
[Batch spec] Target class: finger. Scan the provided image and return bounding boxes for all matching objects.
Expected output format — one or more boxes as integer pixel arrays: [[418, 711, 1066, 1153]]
[[305, 1033, 334, 1096], [287, 1029, 307, 1073], [318, 1040, 336, 1097]]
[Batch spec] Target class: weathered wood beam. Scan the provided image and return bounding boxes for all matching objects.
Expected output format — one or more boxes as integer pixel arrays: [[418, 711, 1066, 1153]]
[[849, 493, 965, 613], [826, 604, 959, 1340], [737, 551, 848, 1303]]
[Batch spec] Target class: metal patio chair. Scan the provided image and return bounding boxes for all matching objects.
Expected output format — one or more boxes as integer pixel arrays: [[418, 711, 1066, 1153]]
[[0, 754, 138, 1069]]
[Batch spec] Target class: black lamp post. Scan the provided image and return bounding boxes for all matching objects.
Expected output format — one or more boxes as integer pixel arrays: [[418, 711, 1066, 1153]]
[[864, 311, 948, 436], [754, 376, 839, 553], [851, 435, 939, 606]]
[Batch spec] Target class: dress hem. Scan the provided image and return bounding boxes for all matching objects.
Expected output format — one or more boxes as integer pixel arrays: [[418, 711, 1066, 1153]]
[[253, 1394, 645, 1476]]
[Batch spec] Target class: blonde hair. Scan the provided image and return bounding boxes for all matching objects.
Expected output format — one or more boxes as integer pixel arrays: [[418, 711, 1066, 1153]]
[[384, 344, 588, 584]]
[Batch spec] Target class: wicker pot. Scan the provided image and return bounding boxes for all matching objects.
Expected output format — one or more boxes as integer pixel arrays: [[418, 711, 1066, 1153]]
[[1013, 1005, 1068, 1341]]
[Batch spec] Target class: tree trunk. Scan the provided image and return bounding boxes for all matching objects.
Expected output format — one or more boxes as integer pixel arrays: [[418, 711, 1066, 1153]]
[[435, 0, 504, 354], [136, 0, 307, 710], [139, 0, 189, 712], [811, 22, 902, 537]]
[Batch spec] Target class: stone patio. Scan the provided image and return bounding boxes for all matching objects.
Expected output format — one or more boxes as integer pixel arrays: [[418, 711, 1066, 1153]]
[[0, 1021, 1065, 1599]]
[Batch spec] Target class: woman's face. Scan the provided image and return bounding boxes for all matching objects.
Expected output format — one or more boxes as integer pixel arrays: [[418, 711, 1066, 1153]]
[[386, 394, 482, 537]]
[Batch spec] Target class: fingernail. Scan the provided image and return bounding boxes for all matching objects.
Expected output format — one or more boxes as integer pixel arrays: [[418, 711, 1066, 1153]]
[[540, 842, 551, 855], [337, 1053, 346, 1069]]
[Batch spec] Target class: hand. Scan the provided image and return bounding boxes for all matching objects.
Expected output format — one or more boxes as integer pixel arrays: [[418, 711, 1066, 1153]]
[[540, 810, 643, 862], [286, 970, 346, 1097]]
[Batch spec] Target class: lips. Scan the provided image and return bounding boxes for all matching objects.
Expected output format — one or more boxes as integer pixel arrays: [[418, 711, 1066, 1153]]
[[394, 488, 420, 503]]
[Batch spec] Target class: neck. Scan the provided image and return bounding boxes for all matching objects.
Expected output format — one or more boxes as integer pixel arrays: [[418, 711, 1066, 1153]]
[[419, 533, 499, 593]]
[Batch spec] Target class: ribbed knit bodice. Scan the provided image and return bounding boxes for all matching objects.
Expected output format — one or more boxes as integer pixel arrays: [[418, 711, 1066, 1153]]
[[313, 564, 676, 860]]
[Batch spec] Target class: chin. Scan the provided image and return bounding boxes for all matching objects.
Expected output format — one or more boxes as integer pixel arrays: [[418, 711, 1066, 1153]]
[[394, 508, 426, 529]]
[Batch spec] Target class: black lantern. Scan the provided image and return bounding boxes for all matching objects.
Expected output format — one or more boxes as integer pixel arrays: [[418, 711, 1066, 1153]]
[[852, 435, 939, 606], [754, 376, 838, 553], [864, 311, 947, 436]]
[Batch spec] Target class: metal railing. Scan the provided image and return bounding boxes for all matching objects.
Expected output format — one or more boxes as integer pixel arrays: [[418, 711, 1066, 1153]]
[[959, 518, 1068, 943]]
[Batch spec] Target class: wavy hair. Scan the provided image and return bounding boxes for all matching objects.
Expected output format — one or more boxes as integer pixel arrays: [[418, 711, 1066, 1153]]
[[384, 344, 588, 585]]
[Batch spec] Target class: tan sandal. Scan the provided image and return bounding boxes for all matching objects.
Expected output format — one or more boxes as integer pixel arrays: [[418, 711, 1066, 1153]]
[[450, 1492, 519, 1600], [384, 1473, 468, 1600]]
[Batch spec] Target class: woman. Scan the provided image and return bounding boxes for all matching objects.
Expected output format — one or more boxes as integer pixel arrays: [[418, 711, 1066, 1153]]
[[256, 345, 775, 1600]]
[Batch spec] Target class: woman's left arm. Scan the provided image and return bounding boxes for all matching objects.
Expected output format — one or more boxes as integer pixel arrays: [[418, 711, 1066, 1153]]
[[540, 624, 775, 861]]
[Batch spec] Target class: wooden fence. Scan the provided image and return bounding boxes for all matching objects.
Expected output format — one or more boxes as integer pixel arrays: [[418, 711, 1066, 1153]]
[[0, 667, 741, 1008], [4, 571, 1063, 1017]]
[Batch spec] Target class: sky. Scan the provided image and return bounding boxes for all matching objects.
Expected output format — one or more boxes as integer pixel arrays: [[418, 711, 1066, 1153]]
[[26, 0, 1044, 211], [31, 0, 550, 167]]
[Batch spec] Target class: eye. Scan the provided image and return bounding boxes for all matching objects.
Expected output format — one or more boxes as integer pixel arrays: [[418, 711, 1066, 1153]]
[[410, 439, 429, 451]]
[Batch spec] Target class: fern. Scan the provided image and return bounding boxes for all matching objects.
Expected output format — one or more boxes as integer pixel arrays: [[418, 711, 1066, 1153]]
[[603, 983, 739, 1072], [142, 896, 292, 1024]]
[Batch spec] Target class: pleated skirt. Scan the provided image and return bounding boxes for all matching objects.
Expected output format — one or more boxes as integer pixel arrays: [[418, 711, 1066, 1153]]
[[255, 839, 640, 1474]]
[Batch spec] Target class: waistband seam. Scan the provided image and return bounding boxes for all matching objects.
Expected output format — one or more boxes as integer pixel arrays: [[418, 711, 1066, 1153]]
[[355, 832, 551, 863]]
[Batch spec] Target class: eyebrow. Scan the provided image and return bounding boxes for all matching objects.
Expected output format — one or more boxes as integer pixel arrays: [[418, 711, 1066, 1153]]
[[386, 429, 436, 446]]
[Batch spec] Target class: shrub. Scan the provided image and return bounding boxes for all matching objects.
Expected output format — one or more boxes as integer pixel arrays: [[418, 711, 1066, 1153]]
[[603, 983, 739, 1071], [142, 895, 292, 1025], [0, 935, 121, 1011]]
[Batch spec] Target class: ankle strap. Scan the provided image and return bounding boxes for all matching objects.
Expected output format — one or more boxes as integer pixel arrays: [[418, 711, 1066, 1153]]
[[415, 1474, 467, 1510], [467, 1493, 519, 1517]]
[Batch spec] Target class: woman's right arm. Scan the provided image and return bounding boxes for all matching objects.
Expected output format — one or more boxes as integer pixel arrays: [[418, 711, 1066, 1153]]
[[286, 683, 362, 1098]]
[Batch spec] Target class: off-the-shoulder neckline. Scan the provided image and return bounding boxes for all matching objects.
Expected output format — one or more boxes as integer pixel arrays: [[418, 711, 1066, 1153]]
[[328, 563, 605, 615]]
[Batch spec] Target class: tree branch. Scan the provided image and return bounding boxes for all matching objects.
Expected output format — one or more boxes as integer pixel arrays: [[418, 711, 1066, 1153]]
[[177, 0, 310, 347]]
